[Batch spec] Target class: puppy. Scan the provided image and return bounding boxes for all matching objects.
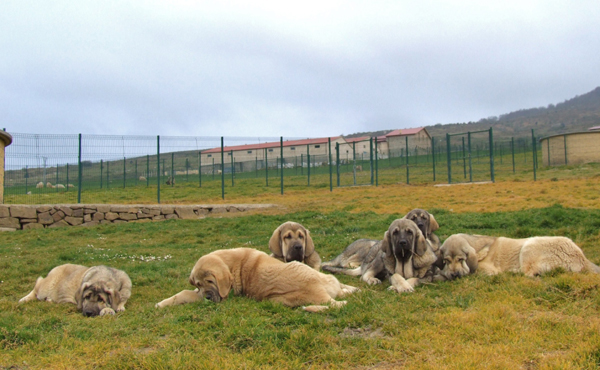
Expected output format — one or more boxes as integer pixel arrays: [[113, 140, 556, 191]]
[[437, 234, 600, 280], [269, 221, 321, 270], [156, 248, 358, 312], [404, 209, 441, 252], [321, 209, 440, 271], [322, 219, 438, 293], [19, 264, 132, 317]]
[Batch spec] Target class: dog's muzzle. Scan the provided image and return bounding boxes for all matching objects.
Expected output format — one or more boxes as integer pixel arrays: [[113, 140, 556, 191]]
[[395, 239, 412, 259], [286, 243, 304, 262]]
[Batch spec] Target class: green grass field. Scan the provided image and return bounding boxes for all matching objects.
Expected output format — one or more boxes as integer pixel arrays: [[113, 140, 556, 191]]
[[2, 203, 600, 369]]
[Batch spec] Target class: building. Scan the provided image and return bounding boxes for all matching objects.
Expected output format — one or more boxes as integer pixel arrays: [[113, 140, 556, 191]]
[[200, 136, 352, 166]]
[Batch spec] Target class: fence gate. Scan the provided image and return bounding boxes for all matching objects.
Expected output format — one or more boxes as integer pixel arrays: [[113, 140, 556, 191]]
[[445, 128, 494, 184], [336, 138, 374, 187]]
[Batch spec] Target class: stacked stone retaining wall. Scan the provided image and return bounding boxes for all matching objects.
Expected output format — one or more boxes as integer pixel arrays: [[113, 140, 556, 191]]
[[0, 204, 276, 231]]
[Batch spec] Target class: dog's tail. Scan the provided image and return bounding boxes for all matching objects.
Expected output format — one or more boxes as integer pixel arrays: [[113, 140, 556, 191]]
[[585, 259, 600, 274], [321, 265, 362, 276]]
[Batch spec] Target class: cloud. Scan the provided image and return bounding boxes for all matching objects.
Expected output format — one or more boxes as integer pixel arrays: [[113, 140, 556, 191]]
[[1, 0, 599, 138]]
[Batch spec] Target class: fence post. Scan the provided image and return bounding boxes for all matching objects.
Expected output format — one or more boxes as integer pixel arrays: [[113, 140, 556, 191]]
[[432, 137, 436, 181], [406, 165, 409, 184], [231, 151, 234, 187], [157, 135, 160, 203], [221, 137, 225, 199], [123, 157, 126, 188], [171, 152, 175, 187], [547, 137, 551, 166], [198, 151, 202, 187], [56, 165, 59, 193], [135, 159, 138, 186], [336, 142, 340, 186], [353, 141, 356, 185], [564, 135, 568, 165], [265, 148, 268, 186], [375, 138, 379, 186], [370, 137, 374, 185], [146, 155, 149, 186], [300, 153, 303, 176], [531, 129, 537, 181], [462, 137, 466, 179], [468, 132, 473, 182], [489, 128, 495, 183], [405, 136, 409, 166], [25, 166, 28, 194], [329, 137, 332, 192], [77, 133, 82, 203], [446, 133, 451, 184], [212, 158, 215, 180], [107, 161, 110, 189], [65, 164, 69, 192], [307, 144, 310, 186], [280, 137, 284, 195], [511, 137, 515, 173], [100, 160, 103, 189]]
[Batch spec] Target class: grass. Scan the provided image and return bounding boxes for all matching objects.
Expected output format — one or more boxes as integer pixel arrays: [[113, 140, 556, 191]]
[[2, 175, 600, 368]]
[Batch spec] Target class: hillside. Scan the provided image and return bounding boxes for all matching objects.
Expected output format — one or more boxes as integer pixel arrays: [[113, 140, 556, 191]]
[[351, 87, 600, 140]]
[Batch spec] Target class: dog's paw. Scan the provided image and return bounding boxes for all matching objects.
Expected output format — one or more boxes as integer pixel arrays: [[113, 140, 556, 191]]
[[116, 306, 126, 312], [387, 284, 414, 293], [329, 299, 347, 308], [364, 277, 381, 285], [100, 307, 116, 316]]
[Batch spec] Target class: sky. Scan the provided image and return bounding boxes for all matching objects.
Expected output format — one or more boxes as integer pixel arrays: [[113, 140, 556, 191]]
[[1, 0, 599, 139]]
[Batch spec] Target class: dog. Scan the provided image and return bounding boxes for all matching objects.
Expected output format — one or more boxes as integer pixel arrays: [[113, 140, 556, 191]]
[[322, 219, 437, 292], [269, 221, 321, 270], [155, 248, 359, 312], [437, 234, 600, 280], [19, 264, 132, 317], [321, 209, 440, 271], [404, 209, 441, 252]]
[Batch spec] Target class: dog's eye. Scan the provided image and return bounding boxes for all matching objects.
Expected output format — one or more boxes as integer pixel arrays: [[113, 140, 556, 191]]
[[458, 258, 466, 262], [407, 229, 413, 234], [298, 234, 304, 239], [98, 297, 104, 303], [392, 229, 398, 235], [206, 279, 214, 284], [284, 235, 292, 239]]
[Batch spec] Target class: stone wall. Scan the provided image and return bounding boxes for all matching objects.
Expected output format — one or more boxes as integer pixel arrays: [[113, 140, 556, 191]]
[[0, 204, 276, 231]]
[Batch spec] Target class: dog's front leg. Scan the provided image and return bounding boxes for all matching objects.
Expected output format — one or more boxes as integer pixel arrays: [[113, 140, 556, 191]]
[[155, 289, 202, 308], [387, 273, 415, 293]]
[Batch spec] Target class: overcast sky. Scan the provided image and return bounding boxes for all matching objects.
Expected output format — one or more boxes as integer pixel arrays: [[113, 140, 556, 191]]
[[1, 1, 599, 139]]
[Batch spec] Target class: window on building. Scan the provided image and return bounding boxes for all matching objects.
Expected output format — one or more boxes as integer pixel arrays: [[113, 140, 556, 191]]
[[207, 154, 212, 158], [247, 151, 252, 154], [268, 149, 274, 152], [315, 145, 320, 148], [291, 147, 295, 150], [227, 152, 232, 156]]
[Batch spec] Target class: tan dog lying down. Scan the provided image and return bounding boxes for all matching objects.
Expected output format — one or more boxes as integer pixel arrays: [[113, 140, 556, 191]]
[[438, 234, 600, 280], [156, 248, 359, 312], [269, 221, 321, 270], [19, 264, 132, 317]]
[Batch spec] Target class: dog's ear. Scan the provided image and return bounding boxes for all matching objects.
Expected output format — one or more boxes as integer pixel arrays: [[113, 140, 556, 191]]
[[76, 282, 92, 310], [414, 229, 429, 257], [428, 214, 439, 234], [302, 226, 315, 257], [103, 287, 121, 309], [465, 246, 478, 274], [380, 231, 397, 273], [214, 268, 232, 300], [268, 223, 284, 257]]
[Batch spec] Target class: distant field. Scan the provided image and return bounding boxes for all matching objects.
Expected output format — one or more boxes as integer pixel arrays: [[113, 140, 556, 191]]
[[2, 175, 600, 369]]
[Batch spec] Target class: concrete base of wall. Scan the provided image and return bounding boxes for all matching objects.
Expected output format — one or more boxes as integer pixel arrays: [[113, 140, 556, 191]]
[[0, 204, 277, 231]]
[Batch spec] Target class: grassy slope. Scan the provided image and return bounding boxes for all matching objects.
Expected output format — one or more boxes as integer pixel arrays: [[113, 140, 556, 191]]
[[2, 179, 600, 368]]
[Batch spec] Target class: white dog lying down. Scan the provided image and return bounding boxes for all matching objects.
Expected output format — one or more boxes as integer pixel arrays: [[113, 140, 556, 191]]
[[156, 248, 359, 312], [437, 234, 600, 280]]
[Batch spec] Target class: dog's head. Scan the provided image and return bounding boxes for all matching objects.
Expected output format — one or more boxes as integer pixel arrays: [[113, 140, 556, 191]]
[[381, 219, 428, 263], [439, 236, 478, 280], [269, 221, 314, 264], [189, 254, 232, 303], [403, 209, 439, 239], [76, 282, 120, 317]]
